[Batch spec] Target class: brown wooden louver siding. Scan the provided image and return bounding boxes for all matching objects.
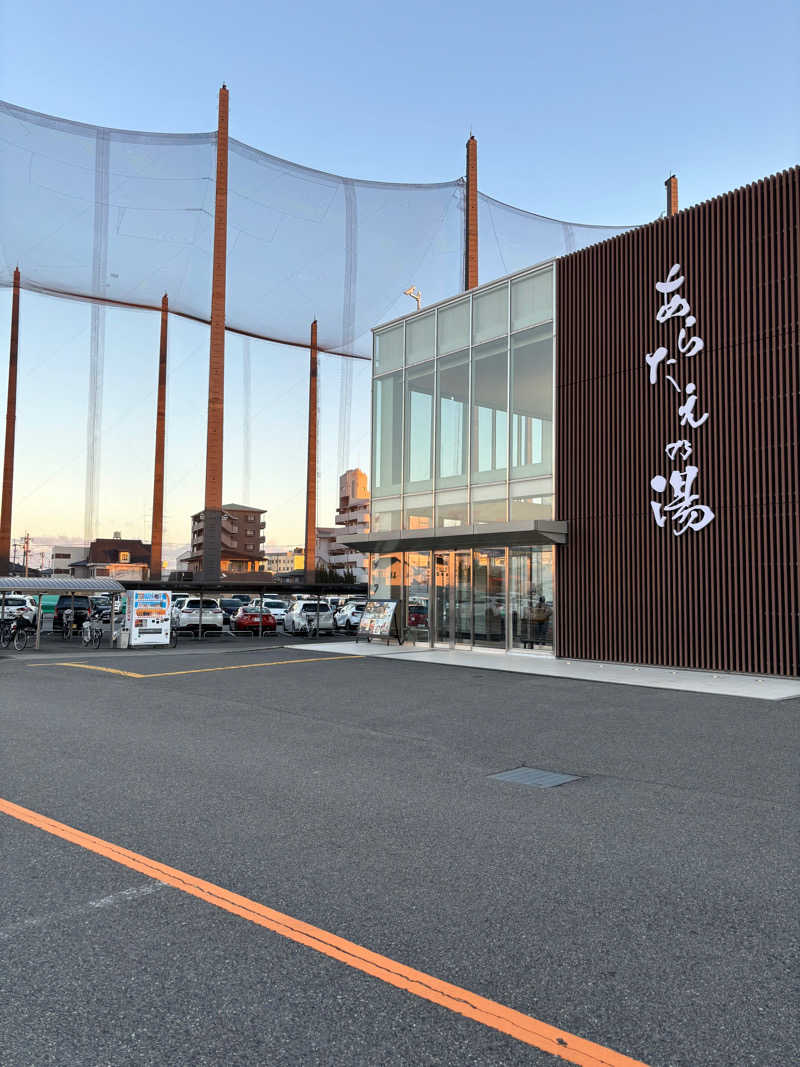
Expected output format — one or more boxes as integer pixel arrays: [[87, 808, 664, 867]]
[[555, 167, 799, 676]]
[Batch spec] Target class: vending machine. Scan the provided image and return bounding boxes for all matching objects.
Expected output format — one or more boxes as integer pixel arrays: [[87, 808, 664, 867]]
[[125, 590, 171, 647]]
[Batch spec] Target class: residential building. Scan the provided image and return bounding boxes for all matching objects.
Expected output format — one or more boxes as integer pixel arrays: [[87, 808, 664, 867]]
[[332, 468, 370, 581], [50, 545, 88, 576], [185, 504, 266, 574], [70, 537, 151, 580]]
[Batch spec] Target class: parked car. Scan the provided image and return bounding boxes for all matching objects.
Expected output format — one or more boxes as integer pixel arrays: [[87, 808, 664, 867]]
[[173, 597, 224, 634], [90, 596, 112, 621], [246, 597, 288, 622], [334, 600, 366, 632], [170, 595, 189, 624], [231, 607, 277, 634], [283, 600, 334, 635], [0, 594, 38, 627], [219, 598, 244, 625], [53, 595, 91, 633]]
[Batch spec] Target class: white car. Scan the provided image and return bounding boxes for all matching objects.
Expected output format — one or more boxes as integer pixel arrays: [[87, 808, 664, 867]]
[[246, 597, 288, 622], [334, 600, 366, 632], [173, 597, 224, 634], [0, 594, 38, 626], [283, 600, 334, 635]]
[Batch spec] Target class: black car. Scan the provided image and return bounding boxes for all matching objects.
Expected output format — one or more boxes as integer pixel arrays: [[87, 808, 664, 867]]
[[90, 596, 113, 621], [53, 595, 91, 633]]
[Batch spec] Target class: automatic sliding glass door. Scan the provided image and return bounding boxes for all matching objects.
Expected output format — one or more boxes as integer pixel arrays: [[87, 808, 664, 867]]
[[434, 553, 451, 646], [453, 551, 472, 646], [473, 549, 506, 647]]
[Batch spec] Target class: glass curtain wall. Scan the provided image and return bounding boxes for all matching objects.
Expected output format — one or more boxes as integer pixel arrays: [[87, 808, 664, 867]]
[[371, 263, 554, 532]]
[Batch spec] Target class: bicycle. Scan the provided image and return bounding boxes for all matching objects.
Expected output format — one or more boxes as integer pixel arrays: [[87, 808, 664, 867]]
[[0, 617, 28, 651], [82, 617, 103, 649]]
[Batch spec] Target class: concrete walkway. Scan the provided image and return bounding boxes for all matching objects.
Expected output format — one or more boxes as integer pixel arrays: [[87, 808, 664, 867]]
[[305, 639, 800, 701]]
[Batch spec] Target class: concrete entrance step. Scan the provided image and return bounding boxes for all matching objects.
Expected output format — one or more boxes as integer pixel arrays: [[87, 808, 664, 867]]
[[303, 640, 800, 701]]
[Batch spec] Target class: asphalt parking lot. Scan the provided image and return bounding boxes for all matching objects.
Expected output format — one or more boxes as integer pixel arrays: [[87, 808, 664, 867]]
[[1, 643, 797, 1066]]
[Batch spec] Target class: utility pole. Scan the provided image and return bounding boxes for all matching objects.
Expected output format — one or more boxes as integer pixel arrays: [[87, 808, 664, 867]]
[[24, 531, 30, 577]]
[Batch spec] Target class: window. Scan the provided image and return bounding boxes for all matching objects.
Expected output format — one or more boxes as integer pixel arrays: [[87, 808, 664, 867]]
[[404, 495, 433, 530], [54, 552, 71, 559], [372, 371, 403, 496], [472, 285, 508, 344], [436, 350, 468, 486], [437, 299, 469, 355], [404, 362, 434, 489], [471, 337, 508, 484], [511, 324, 553, 478], [511, 268, 553, 331], [405, 312, 435, 365], [374, 324, 404, 373]]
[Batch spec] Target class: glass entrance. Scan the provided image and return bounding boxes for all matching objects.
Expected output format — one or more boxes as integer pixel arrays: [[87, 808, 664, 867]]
[[434, 550, 472, 647], [473, 549, 506, 647], [454, 550, 472, 645], [431, 545, 551, 651], [510, 547, 554, 649]]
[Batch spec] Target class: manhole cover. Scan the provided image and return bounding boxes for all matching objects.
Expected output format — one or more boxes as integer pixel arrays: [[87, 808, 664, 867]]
[[489, 767, 581, 788]]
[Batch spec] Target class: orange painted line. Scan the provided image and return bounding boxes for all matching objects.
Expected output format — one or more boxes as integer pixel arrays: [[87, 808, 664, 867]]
[[0, 796, 648, 1067], [25, 655, 361, 679]]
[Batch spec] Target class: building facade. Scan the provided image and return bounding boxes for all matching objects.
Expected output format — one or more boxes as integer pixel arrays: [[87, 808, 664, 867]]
[[345, 168, 799, 676], [50, 545, 89, 576], [185, 504, 266, 574], [331, 468, 370, 582], [70, 537, 151, 580]]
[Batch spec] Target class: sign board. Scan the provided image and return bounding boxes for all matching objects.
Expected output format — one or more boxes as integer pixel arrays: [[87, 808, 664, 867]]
[[357, 600, 401, 643], [125, 589, 171, 647]]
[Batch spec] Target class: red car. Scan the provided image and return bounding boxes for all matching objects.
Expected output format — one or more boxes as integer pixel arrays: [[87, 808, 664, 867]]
[[231, 608, 276, 633]]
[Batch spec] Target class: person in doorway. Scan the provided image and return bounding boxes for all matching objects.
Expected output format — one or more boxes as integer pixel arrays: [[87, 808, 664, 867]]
[[532, 596, 552, 646]]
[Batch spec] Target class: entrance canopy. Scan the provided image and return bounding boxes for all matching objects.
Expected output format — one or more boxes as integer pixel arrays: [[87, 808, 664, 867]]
[[0, 577, 125, 594], [342, 519, 568, 554]]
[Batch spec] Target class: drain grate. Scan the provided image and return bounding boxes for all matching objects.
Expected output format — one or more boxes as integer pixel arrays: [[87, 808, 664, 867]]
[[489, 766, 581, 788]]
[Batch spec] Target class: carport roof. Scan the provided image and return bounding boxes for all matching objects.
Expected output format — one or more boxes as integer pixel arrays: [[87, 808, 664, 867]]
[[0, 577, 126, 594]]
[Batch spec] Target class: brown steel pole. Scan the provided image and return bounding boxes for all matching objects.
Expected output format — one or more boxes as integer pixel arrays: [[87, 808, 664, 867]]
[[304, 320, 318, 583], [0, 267, 20, 576], [666, 174, 678, 217], [203, 84, 229, 581], [465, 135, 478, 290], [150, 293, 169, 583]]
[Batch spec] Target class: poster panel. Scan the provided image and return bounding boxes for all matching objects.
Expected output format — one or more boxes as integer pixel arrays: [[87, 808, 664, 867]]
[[357, 600, 398, 640]]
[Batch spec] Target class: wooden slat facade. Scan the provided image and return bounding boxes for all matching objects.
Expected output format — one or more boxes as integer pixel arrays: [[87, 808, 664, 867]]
[[555, 167, 799, 676]]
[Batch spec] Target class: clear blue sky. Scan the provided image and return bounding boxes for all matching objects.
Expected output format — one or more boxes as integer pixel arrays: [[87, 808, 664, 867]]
[[0, 0, 797, 555]]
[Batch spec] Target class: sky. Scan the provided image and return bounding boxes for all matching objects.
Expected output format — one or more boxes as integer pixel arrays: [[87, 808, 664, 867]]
[[0, 0, 797, 561]]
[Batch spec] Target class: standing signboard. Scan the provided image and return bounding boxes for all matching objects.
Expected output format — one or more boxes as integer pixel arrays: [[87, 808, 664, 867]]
[[356, 600, 402, 644], [126, 590, 171, 647]]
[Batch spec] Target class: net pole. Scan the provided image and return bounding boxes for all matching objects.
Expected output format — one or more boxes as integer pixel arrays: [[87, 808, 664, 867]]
[[0, 267, 20, 576], [304, 320, 318, 583], [465, 135, 478, 290], [203, 85, 230, 582], [149, 294, 169, 583]]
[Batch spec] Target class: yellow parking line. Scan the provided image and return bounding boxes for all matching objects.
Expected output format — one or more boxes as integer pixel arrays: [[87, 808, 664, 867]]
[[26, 654, 362, 680]]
